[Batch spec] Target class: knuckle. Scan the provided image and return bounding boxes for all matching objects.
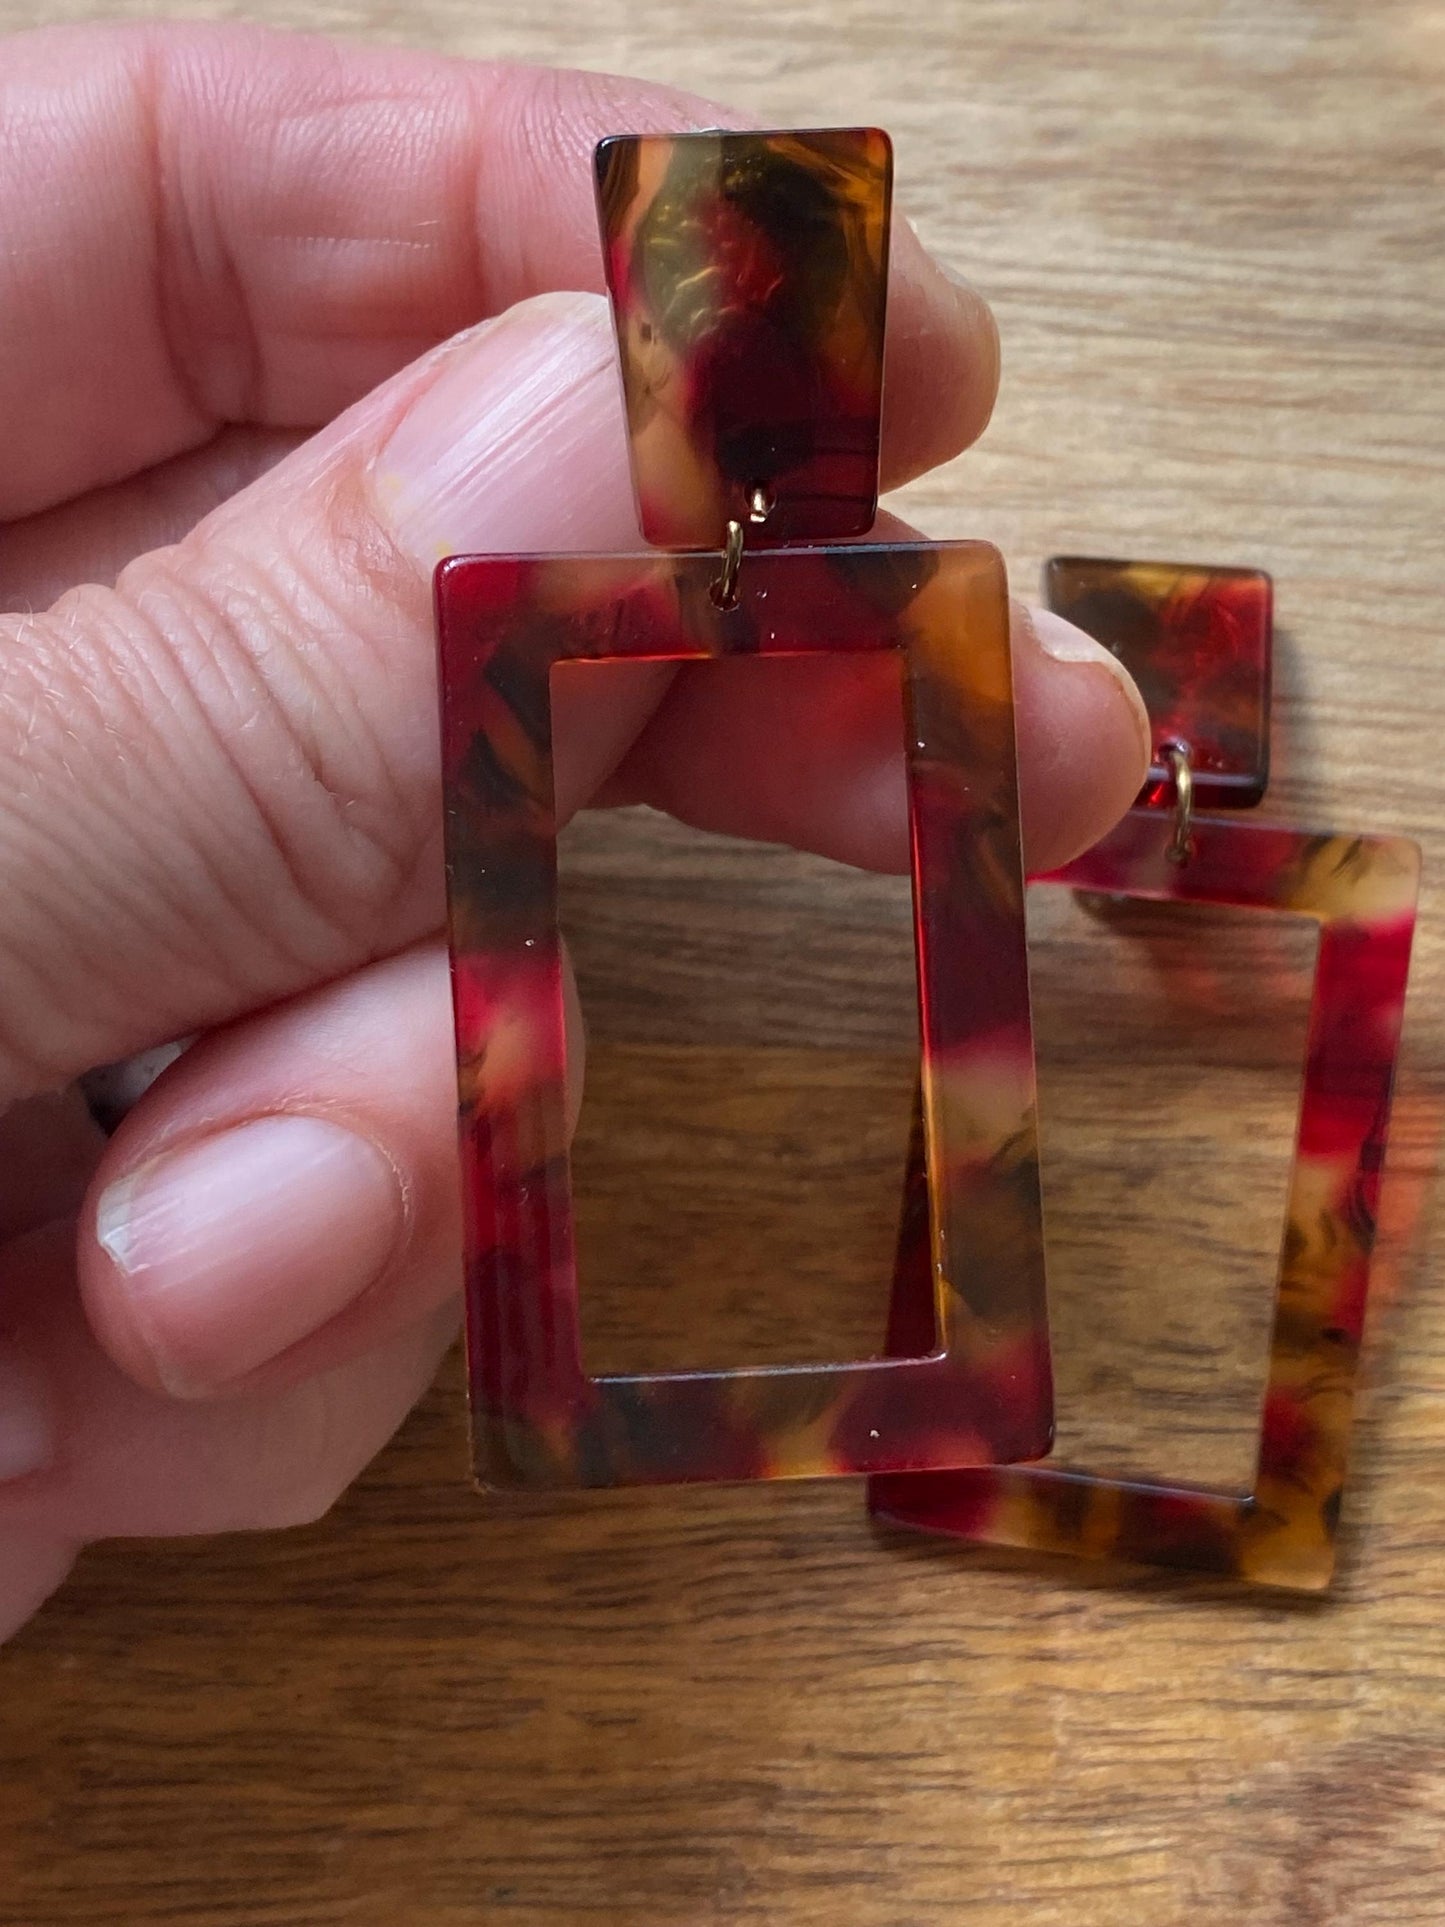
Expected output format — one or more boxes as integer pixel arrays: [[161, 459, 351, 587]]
[[0, 593, 178, 1089], [0, 478, 434, 1094], [116, 510, 434, 954]]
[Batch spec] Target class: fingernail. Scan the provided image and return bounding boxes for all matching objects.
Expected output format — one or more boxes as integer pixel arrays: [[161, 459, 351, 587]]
[[95, 1116, 405, 1397], [372, 290, 639, 569], [0, 1348, 55, 1484], [1025, 605, 1154, 764]]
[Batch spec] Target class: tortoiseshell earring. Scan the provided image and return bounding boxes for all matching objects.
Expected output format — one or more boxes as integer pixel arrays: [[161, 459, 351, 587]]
[[434, 128, 1054, 1490], [872, 557, 1420, 1590]]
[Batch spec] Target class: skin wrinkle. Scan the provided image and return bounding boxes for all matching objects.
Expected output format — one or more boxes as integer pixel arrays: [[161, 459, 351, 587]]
[[214, 536, 431, 932], [460, 76, 500, 321], [218, 523, 440, 931], [0, 600, 214, 1058], [150, 51, 485, 421], [54, 567, 357, 1003], [485, 67, 589, 305], [141, 34, 242, 447], [265, 453, 439, 868], [0, 27, 993, 519], [0, 41, 198, 518], [0, 313, 608, 1102], [0, 678, 142, 1086], [119, 549, 414, 974], [0, 600, 275, 1066], [0, 324, 507, 620], [0, 425, 305, 612], [78, 582, 319, 1004]]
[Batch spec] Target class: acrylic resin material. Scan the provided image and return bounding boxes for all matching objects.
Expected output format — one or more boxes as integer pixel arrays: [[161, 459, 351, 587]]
[[1044, 556, 1273, 810], [872, 812, 1418, 1590], [436, 540, 1052, 1489], [595, 128, 892, 547]]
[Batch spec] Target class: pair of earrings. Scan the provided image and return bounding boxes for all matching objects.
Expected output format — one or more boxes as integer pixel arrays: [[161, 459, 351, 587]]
[[433, 128, 1418, 1592]]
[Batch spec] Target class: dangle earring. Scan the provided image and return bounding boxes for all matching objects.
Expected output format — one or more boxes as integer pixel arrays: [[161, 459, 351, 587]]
[[871, 556, 1420, 1591], [434, 130, 1053, 1489]]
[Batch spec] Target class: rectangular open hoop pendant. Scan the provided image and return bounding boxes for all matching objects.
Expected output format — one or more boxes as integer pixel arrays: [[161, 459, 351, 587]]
[[436, 540, 1051, 1489], [871, 811, 1419, 1589]]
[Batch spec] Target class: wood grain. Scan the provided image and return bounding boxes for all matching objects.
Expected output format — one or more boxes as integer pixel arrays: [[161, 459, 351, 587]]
[[1, 2, 1443, 1922]]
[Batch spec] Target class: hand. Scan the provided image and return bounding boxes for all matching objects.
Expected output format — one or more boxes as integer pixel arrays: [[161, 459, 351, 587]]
[[0, 22, 1150, 1642]]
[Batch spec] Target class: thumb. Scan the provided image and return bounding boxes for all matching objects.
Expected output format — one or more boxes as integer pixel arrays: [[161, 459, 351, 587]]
[[0, 291, 665, 1102]]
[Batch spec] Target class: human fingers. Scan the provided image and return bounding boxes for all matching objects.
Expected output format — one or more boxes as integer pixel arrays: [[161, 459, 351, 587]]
[[77, 944, 464, 1401], [0, 293, 660, 1105], [0, 428, 301, 614], [1, 22, 994, 518], [0, 293, 1088, 1114], [73, 933, 593, 1404], [72, 636, 1142, 1416], [0, 1060, 456, 1642], [0, 1218, 457, 1593], [600, 597, 1150, 875]]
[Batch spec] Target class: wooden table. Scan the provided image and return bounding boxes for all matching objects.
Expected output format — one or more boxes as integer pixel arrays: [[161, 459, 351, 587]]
[[2, 2, 1442, 1921]]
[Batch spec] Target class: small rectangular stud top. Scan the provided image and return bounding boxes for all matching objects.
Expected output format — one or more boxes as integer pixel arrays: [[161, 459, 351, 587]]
[[1044, 555, 1273, 810], [595, 129, 893, 548]]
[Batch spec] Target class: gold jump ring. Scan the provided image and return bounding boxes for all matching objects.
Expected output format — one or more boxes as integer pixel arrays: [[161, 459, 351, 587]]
[[1164, 741, 1195, 866], [712, 518, 745, 610]]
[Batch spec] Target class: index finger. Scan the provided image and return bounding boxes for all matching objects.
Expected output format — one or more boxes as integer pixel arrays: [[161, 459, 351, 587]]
[[0, 21, 998, 518]]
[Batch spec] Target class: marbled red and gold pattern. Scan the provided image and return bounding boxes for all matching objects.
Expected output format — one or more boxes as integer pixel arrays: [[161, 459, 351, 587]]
[[436, 541, 1051, 1489], [595, 129, 892, 547], [872, 812, 1419, 1590], [1044, 556, 1273, 810]]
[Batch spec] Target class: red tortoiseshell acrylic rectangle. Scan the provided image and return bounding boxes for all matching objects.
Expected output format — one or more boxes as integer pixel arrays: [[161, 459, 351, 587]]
[[1044, 556, 1273, 810], [595, 129, 892, 547], [436, 540, 1051, 1489], [872, 811, 1418, 1590]]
